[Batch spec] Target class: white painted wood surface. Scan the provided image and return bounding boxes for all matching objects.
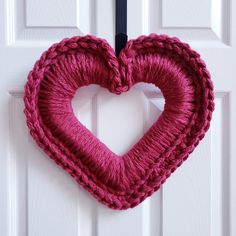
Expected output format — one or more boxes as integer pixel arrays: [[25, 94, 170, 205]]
[[0, 0, 235, 235]]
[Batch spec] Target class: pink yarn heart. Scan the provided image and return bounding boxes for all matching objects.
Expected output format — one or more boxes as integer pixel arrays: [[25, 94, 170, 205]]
[[24, 34, 214, 210]]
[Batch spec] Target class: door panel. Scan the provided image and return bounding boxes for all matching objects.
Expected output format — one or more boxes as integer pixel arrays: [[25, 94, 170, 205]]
[[0, 0, 235, 236]]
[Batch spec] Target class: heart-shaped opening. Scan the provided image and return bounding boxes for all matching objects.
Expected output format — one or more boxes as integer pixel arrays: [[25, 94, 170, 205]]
[[71, 83, 164, 156]]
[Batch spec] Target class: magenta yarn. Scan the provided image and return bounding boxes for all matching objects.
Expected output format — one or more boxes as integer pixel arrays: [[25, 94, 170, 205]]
[[24, 34, 214, 210]]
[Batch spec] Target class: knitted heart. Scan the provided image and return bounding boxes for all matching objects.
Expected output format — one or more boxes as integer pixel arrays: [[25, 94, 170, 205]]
[[24, 34, 214, 210]]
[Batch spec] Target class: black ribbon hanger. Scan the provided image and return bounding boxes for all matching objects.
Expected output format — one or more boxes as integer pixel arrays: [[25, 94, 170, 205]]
[[115, 0, 128, 56]]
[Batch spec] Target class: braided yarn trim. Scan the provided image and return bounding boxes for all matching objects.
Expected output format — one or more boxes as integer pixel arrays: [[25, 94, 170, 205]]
[[24, 34, 214, 209]]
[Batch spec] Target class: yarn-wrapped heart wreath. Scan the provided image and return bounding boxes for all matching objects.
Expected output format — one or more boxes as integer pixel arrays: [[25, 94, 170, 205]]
[[24, 34, 214, 210]]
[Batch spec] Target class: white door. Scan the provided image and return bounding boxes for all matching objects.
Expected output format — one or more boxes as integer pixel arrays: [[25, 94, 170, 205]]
[[0, 0, 235, 235]]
